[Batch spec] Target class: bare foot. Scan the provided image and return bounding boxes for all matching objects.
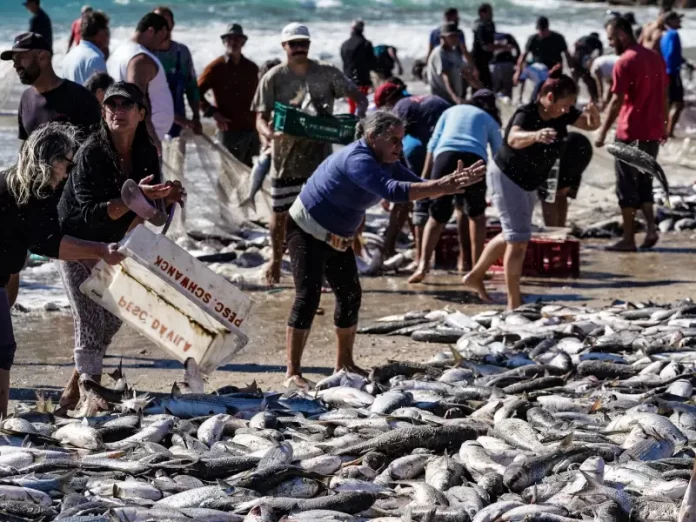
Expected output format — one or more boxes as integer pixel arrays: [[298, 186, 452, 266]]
[[457, 261, 472, 274], [462, 272, 493, 303], [284, 375, 314, 390], [605, 240, 637, 252], [265, 261, 281, 287], [404, 261, 419, 272], [408, 270, 427, 284], [640, 233, 659, 250]]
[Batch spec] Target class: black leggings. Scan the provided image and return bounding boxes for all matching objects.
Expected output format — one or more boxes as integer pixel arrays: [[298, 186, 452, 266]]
[[287, 218, 362, 330], [0, 288, 16, 371]]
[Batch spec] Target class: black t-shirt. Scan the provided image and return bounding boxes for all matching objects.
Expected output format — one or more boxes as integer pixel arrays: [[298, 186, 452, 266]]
[[494, 102, 582, 191], [59, 133, 161, 243], [29, 8, 53, 50], [18, 80, 101, 140], [491, 33, 520, 65], [575, 34, 603, 57], [341, 34, 375, 87], [0, 170, 62, 286], [473, 19, 496, 65], [525, 31, 568, 69]]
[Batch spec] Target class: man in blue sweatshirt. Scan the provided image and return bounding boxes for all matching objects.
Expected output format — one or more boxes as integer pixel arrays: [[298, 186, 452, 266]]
[[661, 11, 693, 138]]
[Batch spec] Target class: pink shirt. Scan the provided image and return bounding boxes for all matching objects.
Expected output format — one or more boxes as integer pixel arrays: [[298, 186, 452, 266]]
[[611, 43, 668, 141]]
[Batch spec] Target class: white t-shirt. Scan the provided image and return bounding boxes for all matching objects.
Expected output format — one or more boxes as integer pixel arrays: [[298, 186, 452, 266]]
[[107, 41, 174, 140], [591, 55, 619, 78]]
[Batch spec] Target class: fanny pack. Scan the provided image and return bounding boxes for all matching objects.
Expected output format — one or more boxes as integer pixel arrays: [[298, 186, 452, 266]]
[[289, 199, 355, 252]]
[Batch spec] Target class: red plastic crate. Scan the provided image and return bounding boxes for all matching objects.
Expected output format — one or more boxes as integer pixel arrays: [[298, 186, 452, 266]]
[[435, 230, 580, 278], [492, 238, 580, 278], [434, 225, 502, 268]]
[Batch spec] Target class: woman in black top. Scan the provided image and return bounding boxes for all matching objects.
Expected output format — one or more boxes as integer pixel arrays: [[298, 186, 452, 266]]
[[58, 82, 184, 411], [463, 66, 600, 310], [0, 123, 123, 417]]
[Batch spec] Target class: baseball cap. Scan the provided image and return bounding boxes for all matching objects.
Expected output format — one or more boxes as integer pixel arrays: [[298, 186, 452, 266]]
[[665, 11, 684, 22], [440, 22, 459, 36], [281, 23, 310, 43], [103, 82, 147, 112], [374, 82, 404, 108], [0, 32, 51, 60], [221, 23, 247, 39]]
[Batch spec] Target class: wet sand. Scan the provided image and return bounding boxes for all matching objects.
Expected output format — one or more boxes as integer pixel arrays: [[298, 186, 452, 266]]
[[8, 83, 696, 405], [12, 232, 696, 403]]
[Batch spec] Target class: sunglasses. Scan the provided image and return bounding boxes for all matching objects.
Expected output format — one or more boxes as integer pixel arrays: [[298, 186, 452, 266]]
[[287, 40, 310, 49], [104, 99, 136, 112]]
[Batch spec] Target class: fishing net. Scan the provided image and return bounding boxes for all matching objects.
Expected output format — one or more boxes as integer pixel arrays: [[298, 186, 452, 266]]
[[0, 61, 22, 116], [160, 131, 271, 240]]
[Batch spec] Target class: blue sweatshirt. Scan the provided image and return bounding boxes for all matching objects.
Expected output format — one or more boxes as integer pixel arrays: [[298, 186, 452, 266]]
[[427, 104, 503, 161], [299, 139, 422, 237], [661, 29, 684, 75]]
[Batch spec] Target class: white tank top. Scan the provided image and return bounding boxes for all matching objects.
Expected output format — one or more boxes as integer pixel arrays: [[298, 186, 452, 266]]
[[107, 41, 174, 140]]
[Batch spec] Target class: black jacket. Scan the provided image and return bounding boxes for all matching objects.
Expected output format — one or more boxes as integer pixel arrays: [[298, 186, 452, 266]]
[[59, 131, 160, 243], [0, 171, 62, 286], [341, 32, 375, 87]]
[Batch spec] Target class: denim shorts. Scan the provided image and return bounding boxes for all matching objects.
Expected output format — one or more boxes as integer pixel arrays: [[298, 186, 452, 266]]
[[488, 161, 537, 243]]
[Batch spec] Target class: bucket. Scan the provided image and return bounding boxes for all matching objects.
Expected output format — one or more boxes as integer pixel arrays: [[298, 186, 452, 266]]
[[80, 225, 254, 374]]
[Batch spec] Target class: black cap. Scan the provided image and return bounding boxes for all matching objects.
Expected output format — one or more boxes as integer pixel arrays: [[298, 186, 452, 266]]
[[440, 22, 459, 36], [623, 11, 637, 25], [664, 11, 684, 22], [472, 88, 496, 100], [0, 32, 51, 60], [536, 16, 549, 30], [103, 82, 147, 112], [221, 23, 247, 39]]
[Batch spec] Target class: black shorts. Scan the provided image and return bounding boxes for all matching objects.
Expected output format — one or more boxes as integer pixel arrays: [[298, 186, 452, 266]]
[[615, 139, 660, 208], [558, 132, 593, 196], [668, 73, 684, 104], [412, 199, 430, 227], [429, 151, 487, 223]]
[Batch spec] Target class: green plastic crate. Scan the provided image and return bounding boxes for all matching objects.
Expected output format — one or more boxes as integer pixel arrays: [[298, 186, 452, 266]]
[[273, 102, 358, 145]]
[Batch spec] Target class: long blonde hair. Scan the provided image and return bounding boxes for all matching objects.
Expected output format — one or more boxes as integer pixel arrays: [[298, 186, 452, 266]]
[[6, 122, 79, 205]]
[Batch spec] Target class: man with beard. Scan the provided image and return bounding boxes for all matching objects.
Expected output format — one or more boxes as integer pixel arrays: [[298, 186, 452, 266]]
[[252, 23, 367, 286], [2, 32, 100, 141], [595, 16, 668, 252], [1, 31, 101, 332]]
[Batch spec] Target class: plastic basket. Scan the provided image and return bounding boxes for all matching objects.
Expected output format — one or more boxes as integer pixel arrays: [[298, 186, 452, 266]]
[[80, 225, 254, 374], [435, 230, 580, 278], [491, 238, 580, 278], [273, 102, 357, 145]]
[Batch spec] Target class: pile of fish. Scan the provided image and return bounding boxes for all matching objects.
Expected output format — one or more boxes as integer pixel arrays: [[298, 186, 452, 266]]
[[7, 300, 696, 521], [579, 183, 696, 239]]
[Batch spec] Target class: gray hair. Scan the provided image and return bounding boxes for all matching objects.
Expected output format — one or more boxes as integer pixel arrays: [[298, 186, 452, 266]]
[[355, 110, 403, 141], [6, 123, 79, 206]]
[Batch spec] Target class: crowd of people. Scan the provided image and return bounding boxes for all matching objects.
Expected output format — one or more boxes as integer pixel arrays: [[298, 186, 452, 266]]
[[0, 0, 687, 396]]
